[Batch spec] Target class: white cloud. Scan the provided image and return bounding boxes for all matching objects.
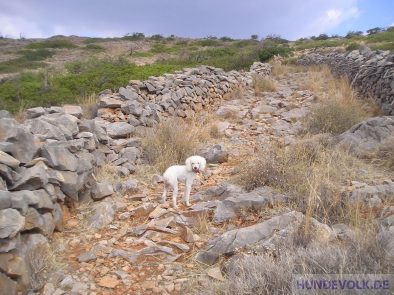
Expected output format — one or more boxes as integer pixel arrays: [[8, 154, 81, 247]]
[[292, 0, 360, 39], [0, 14, 44, 38]]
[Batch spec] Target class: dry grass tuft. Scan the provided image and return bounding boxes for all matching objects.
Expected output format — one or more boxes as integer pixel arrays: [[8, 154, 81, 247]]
[[303, 75, 368, 135], [220, 109, 238, 121], [367, 138, 394, 171], [225, 87, 244, 101], [235, 136, 380, 225], [77, 93, 98, 119], [27, 243, 56, 291], [252, 75, 277, 93], [141, 117, 211, 173]]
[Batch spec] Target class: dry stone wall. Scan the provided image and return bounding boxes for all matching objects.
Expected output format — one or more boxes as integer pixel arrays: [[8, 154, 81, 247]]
[[298, 48, 394, 114], [0, 62, 271, 293]]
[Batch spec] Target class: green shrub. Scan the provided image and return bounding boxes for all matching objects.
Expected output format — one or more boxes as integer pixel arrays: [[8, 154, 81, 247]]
[[84, 44, 105, 52], [26, 39, 77, 49], [258, 45, 291, 62], [346, 42, 361, 51]]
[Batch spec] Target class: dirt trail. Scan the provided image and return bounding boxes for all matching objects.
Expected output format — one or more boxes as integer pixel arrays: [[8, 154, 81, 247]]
[[50, 70, 316, 295]]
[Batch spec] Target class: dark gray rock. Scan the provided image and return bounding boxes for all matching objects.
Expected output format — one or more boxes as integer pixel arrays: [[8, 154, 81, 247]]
[[0, 118, 40, 163], [63, 105, 83, 119], [106, 122, 135, 139], [99, 97, 123, 108], [120, 147, 140, 163], [0, 151, 20, 169], [0, 208, 25, 239], [0, 192, 11, 210], [87, 200, 117, 229], [91, 182, 114, 200], [121, 100, 143, 116], [199, 144, 228, 164], [336, 116, 394, 156], [26, 107, 46, 119], [213, 187, 288, 223], [41, 144, 78, 171], [113, 179, 138, 193], [196, 211, 304, 265], [10, 161, 48, 191], [119, 86, 139, 100], [77, 251, 97, 262]]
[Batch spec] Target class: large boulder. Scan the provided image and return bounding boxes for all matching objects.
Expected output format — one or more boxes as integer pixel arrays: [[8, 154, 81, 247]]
[[0, 118, 40, 163], [336, 116, 394, 156]]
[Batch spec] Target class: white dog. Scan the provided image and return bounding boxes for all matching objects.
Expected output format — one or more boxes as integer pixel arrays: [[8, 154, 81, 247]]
[[160, 155, 206, 208]]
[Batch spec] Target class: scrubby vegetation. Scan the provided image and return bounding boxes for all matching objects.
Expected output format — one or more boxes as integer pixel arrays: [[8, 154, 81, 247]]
[[26, 39, 77, 49], [0, 49, 54, 73], [0, 58, 186, 113]]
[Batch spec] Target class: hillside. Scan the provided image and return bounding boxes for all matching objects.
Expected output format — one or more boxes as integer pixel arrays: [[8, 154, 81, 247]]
[[0, 28, 393, 113]]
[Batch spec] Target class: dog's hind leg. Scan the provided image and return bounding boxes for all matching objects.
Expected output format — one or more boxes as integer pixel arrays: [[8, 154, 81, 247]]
[[172, 182, 179, 209], [160, 182, 168, 203]]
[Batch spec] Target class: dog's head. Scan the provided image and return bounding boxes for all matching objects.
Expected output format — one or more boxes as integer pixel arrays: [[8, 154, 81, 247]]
[[185, 155, 206, 173]]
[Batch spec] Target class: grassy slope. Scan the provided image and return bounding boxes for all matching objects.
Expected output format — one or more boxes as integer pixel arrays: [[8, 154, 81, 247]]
[[0, 29, 393, 114]]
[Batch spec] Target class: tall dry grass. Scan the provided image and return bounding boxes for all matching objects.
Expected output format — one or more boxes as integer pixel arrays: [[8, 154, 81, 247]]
[[235, 136, 380, 226], [141, 117, 212, 173], [252, 75, 277, 93], [300, 66, 381, 135], [77, 93, 98, 119]]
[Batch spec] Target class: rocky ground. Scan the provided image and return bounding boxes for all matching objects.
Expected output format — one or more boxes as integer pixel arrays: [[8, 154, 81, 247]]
[[39, 67, 394, 295]]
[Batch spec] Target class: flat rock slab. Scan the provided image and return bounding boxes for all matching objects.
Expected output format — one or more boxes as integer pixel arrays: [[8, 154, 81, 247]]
[[336, 116, 394, 156], [213, 186, 289, 223], [106, 122, 135, 139], [196, 211, 304, 265]]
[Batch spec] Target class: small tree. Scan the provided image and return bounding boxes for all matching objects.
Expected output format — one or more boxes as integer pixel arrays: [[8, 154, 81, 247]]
[[251, 34, 258, 40], [367, 27, 383, 35], [346, 31, 363, 38], [315, 33, 329, 40]]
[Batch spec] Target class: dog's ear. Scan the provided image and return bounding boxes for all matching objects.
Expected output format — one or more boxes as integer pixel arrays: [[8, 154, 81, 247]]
[[185, 157, 193, 172], [200, 157, 206, 171]]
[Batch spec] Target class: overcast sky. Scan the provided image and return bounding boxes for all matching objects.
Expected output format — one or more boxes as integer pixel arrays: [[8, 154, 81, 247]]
[[0, 0, 393, 40]]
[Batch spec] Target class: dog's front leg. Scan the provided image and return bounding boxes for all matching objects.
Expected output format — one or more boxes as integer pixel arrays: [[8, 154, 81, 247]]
[[160, 182, 167, 203], [183, 179, 192, 207], [172, 183, 179, 209]]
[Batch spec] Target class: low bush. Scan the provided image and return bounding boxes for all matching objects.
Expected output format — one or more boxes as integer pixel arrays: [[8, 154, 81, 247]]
[[26, 39, 77, 49], [84, 44, 105, 52], [258, 44, 292, 62]]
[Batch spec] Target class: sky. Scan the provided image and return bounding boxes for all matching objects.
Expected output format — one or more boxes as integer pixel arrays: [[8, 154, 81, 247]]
[[0, 0, 393, 40]]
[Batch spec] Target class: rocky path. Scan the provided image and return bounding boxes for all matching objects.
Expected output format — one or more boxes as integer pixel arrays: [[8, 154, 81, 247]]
[[45, 70, 325, 295]]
